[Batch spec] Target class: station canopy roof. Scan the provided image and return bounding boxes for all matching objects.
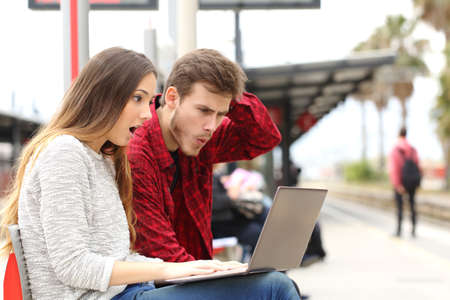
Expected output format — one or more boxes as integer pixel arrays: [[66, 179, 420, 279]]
[[199, 0, 321, 10], [0, 110, 41, 143], [244, 51, 396, 141]]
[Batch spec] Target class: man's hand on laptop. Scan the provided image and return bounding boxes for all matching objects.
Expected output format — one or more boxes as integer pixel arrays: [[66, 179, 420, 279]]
[[162, 260, 247, 280]]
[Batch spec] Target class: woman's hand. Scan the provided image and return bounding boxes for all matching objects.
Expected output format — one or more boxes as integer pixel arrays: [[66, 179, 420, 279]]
[[161, 260, 247, 280], [110, 260, 246, 286]]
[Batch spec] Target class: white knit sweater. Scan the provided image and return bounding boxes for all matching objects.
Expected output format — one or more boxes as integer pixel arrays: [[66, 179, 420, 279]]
[[18, 135, 160, 300]]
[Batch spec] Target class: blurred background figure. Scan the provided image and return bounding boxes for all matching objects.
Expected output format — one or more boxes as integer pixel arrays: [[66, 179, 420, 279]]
[[212, 161, 327, 267], [211, 163, 270, 262], [288, 160, 302, 187], [389, 127, 421, 237], [283, 159, 327, 267], [300, 223, 327, 267]]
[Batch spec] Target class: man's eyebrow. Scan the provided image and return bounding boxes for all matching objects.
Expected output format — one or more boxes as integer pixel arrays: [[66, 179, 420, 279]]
[[198, 104, 229, 115], [136, 89, 149, 95], [197, 104, 213, 111]]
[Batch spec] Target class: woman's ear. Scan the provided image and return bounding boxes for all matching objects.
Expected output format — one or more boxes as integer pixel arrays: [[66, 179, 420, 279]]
[[164, 86, 179, 109]]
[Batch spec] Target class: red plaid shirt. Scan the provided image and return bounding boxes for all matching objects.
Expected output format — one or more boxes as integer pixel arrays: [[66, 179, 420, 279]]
[[128, 92, 281, 262]]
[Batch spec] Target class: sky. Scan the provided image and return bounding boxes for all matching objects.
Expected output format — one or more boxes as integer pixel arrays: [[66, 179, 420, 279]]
[[0, 0, 444, 178]]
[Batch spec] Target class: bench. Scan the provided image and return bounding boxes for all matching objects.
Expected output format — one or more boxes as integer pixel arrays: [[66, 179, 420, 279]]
[[3, 225, 32, 300], [212, 237, 243, 261]]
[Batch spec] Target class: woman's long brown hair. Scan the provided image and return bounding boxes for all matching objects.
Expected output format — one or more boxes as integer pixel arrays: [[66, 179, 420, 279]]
[[0, 47, 156, 256]]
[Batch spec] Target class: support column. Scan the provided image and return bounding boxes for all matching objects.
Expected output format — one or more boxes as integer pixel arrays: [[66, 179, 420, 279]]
[[281, 100, 292, 185], [234, 10, 243, 65], [62, 0, 90, 91], [263, 151, 275, 196], [176, 0, 197, 58], [144, 26, 158, 67], [11, 119, 21, 164], [361, 100, 367, 162]]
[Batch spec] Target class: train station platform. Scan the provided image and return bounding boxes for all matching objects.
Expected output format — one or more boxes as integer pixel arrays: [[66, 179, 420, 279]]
[[288, 196, 450, 300], [306, 180, 450, 223], [1, 191, 450, 299]]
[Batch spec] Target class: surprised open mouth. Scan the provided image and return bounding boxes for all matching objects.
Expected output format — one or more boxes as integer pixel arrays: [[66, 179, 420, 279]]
[[129, 126, 139, 135]]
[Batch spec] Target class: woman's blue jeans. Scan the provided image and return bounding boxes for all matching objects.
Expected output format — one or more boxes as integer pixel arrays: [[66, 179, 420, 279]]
[[111, 271, 300, 300]]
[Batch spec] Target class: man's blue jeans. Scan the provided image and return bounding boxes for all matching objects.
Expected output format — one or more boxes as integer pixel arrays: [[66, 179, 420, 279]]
[[112, 271, 300, 300]]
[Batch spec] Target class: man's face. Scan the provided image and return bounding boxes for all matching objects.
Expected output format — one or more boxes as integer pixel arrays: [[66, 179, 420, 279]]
[[168, 82, 231, 156]]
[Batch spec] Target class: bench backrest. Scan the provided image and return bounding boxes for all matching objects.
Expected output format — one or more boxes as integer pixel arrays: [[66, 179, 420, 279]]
[[7, 225, 32, 300]]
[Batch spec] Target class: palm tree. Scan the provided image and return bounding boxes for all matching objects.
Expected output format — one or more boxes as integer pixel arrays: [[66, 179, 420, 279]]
[[353, 15, 428, 171], [433, 44, 450, 189], [351, 94, 369, 162], [382, 15, 429, 127], [373, 82, 391, 171], [414, 0, 450, 40], [414, 0, 450, 188], [354, 29, 390, 170], [356, 16, 428, 123]]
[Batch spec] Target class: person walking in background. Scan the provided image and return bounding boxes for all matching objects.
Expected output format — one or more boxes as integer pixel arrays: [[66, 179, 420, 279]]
[[389, 127, 422, 238]]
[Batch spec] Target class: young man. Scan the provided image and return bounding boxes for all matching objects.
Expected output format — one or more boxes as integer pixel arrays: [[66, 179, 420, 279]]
[[128, 49, 282, 262], [389, 127, 421, 237]]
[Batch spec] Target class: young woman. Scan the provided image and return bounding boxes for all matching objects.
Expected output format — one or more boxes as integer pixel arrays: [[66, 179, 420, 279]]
[[0, 47, 300, 300]]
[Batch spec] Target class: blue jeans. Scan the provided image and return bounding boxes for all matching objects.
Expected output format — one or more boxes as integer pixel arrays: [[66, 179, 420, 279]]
[[111, 271, 300, 300]]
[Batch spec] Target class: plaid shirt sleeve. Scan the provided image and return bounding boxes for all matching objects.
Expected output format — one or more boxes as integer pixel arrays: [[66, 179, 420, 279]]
[[211, 92, 281, 163]]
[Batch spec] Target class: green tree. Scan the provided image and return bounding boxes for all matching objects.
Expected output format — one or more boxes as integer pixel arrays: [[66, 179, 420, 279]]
[[354, 15, 428, 171], [414, 0, 450, 188], [356, 15, 428, 126]]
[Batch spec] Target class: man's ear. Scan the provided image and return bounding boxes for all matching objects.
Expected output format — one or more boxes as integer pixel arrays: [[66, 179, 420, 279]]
[[164, 86, 179, 109]]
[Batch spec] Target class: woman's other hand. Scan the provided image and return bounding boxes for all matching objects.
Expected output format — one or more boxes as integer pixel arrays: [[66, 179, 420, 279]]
[[162, 260, 247, 280]]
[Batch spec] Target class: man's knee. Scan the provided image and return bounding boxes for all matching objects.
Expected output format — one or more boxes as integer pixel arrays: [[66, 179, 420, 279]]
[[264, 272, 301, 297]]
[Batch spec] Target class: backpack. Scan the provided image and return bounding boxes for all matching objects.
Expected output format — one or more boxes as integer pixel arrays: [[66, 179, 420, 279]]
[[398, 148, 421, 192]]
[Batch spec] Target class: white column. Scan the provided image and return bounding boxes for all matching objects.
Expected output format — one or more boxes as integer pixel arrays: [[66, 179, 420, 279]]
[[176, 0, 198, 58], [62, 0, 90, 91], [78, 0, 90, 72], [144, 26, 158, 67]]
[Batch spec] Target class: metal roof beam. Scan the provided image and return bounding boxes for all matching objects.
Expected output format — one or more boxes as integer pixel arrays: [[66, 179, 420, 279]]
[[247, 77, 369, 92], [245, 55, 395, 78]]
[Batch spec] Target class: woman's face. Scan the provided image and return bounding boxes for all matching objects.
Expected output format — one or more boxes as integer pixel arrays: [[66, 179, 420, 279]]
[[105, 73, 157, 147]]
